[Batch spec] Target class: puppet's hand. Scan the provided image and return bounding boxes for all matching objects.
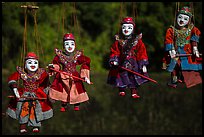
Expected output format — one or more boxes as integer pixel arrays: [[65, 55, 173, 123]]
[[48, 64, 54, 69], [142, 66, 147, 73], [47, 64, 55, 75], [84, 77, 91, 84], [193, 46, 200, 58], [13, 88, 20, 99], [110, 61, 119, 68], [112, 61, 119, 66], [123, 60, 132, 69], [110, 61, 119, 66], [169, 49, 176, 58]]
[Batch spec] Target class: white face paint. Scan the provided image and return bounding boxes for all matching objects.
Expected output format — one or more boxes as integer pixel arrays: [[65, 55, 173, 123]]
[[177, 14, 190, 27], [64, 40, 75, 53], [122, 24, 134, 36], [25, 59, 39, 72]]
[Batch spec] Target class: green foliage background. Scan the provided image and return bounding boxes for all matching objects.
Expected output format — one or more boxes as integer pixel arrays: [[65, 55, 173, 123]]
[[2, 2, 202, 135]]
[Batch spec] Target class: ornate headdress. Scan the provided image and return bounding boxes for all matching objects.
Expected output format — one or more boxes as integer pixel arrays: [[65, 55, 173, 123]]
[[178, 6, 193, 17], [25, 52, 39, 60], [121, 17, 135, 27]]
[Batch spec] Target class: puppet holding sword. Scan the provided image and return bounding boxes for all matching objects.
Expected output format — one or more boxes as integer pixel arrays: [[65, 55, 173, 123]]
[[6, 52, 53, 134], [48, 33, 92, 112], [107, 17, 156, 99], [162, 6, 202, 88]]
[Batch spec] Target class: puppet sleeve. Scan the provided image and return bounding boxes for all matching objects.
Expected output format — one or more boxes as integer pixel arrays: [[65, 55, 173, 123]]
[[191, 26, 201, 43], [109, 41, 120, 65], [164, 27, 174, 51], [7, 71, 20, 89], [136, 40, 149, 69], [78, 54, 91, 79], [52, 55, 61, 71]]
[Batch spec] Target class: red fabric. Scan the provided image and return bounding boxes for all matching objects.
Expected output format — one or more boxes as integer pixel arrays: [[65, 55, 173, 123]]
[[50, 50, 90, 94], [7, 71, 20, 83], [7, 68, 52, 112], [25, 52, 38, 60], [163, 26, 201, 65], [110, 39, 148, 61], [63, 33, 75, 41], [182, 71, 202, 88], [108, 39, 148, 79], [121, 17, 135, 26]]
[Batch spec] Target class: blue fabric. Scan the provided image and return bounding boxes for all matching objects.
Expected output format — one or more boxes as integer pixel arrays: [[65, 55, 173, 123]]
[[167, 58, 177, 72], [191, 35, 200, 43], [167, 46, 202, 71], [107, 58, 149, 88], [165, 44, 173, 51]]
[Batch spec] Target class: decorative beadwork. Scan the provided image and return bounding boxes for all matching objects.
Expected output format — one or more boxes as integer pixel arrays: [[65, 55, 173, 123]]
[[55, 49, 83, 73], [16, 67, 44, 92], [171, 24, 194, 47]]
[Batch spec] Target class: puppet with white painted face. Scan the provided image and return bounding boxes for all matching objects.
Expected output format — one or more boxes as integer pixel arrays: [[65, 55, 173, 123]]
[[107, 17, 150, 99], [25, 58, 39, 73], [6, 52, 53, 134], [48, 33, 91, 112], [64, 38, 76, 53], [162, 6, 202, 88]]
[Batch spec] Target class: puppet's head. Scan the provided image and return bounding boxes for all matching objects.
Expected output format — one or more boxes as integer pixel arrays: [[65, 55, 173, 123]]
[[176, 6, 193, 27], [121, 17, 135, 36], [24, 52, 39, 72], [63, 33, 76, 53]]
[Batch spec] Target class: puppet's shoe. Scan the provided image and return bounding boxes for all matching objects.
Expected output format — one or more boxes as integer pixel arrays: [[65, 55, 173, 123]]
[[20, 129, 27, 134], [60, 107, 66, 112], [131, 89, 140, 98], [32, 127, 40, 133], [167, 82, 177, 88], [132, 93, 140, 98], [119, 91, 126, 96], [74, 106, 80, 111], [178, 79, 183, 83]]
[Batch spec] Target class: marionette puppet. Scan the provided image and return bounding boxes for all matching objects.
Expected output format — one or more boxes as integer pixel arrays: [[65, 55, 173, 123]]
[[107, 17, 156, 99], [162, 6, 202, 88], [6, 52, 53, 134], [48, 33, 92, 112]]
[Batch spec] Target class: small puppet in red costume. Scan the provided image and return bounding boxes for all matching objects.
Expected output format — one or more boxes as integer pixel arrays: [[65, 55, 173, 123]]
[[48, 33, 91, 112], [162, 6, 202, 88], [6, 52, 53, 134], [107, 17, 149, 98]]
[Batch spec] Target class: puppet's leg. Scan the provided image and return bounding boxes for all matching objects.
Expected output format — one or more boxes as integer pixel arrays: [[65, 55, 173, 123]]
[[118, 87, 126, 96], [167, 71, 178, 88], [130, 88, 140, 98], [20, 123, 28, 134], [74, 103, 80, 111], [60, 101, 68, 112]]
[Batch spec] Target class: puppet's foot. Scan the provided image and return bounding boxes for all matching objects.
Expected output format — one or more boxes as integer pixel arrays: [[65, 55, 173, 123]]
[[119, 91, 126, 96], [167, 82, 177, 88], [74, 106, 80, 111], [20, 129, 28, 134], [131, 89, 140, 98], [132, 94, 140, 98], [32, 127, 40, 133], [60, 107, 66, 112], [60, 102, 68, 112], [20, 124, 27, 134], [178, 79, 183, 83]]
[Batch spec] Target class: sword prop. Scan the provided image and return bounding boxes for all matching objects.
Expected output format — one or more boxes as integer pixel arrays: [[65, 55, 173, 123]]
[[168, 54, 202, 62], [167, 53, 202, 57], [49, 67, 93, 84], [175, 53, 202, 57], [8, 95, 47, 100], [119, 66, 158, 84]]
